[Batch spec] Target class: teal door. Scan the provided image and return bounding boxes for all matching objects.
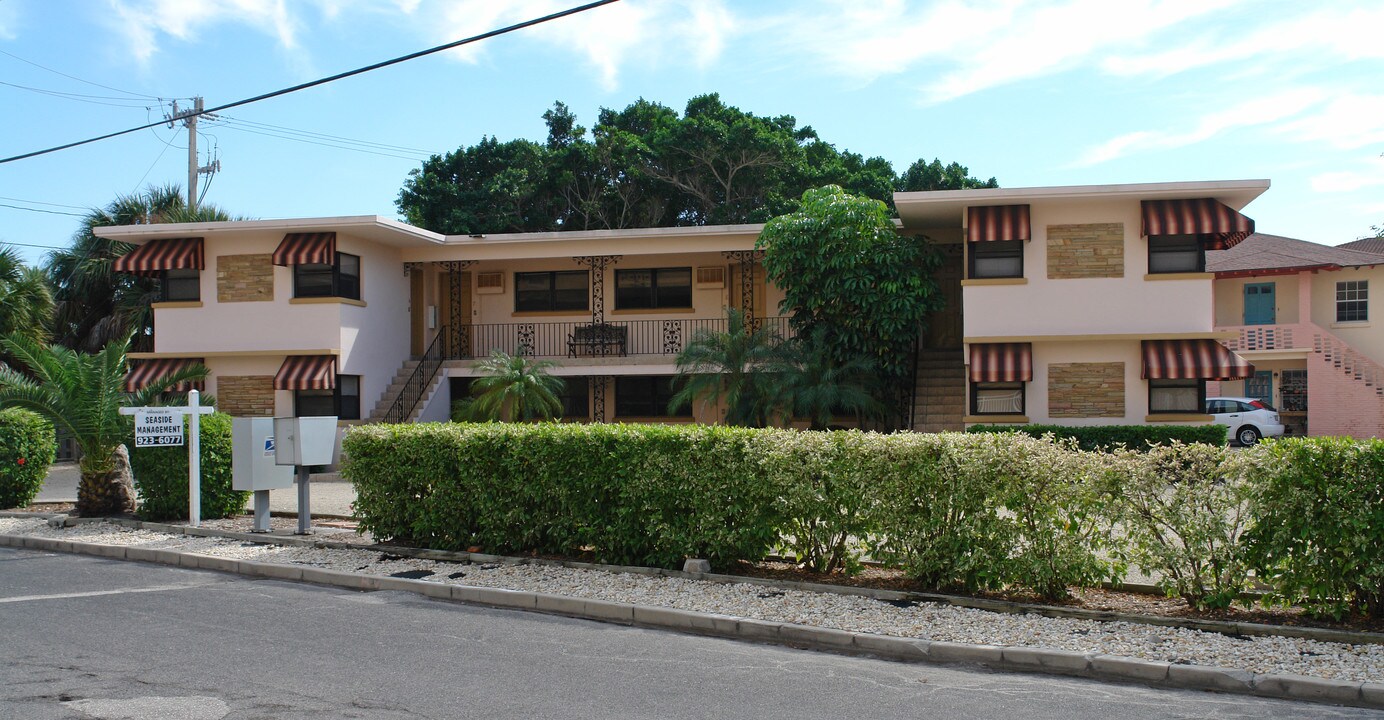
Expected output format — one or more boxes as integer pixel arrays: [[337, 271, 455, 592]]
[[1244, 283, 1276, 325]]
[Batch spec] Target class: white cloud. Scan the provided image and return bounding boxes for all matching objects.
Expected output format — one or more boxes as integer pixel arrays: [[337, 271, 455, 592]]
[[1073, 88, 1328, 166], [1310, 156, 1384, 194], [427, 0, 732, 91], [106, 0, 299, 64], [0, 0, 20, 40], [1276, 94, 1384, 151]]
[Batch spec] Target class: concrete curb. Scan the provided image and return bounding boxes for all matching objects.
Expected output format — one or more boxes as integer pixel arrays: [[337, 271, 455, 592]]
[[20, 512, 1383, 649], [0, 531, 1378, 711]]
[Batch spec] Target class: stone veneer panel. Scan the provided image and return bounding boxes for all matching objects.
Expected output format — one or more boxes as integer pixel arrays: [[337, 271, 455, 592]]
[[1047, 223, 1124, 279], [218, 375, 275, 417], [217, 254, 274, 302], [1048, 362, 1125, 418]]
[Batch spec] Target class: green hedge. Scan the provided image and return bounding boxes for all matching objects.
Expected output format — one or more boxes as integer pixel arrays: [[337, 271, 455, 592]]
[[967, 423, 1227, 451], [130, 413, 248, 522], [1242, 437, 1384, 620], [0, 409, 57, 509]]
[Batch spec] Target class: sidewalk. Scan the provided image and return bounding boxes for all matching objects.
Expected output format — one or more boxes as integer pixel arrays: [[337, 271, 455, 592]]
[[34, 462, 357, 517]]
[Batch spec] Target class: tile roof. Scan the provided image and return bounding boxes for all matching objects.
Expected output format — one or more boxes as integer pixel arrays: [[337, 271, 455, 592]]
[[1338, 236, 1384, 256], [1205, 232, 1384, 274]]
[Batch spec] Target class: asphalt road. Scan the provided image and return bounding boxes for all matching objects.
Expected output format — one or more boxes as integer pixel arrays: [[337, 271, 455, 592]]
[[2, 549, 1378, 720]]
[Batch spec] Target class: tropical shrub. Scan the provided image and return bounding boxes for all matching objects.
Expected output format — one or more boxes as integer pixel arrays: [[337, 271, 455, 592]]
[[130, 413, 248, 522], [1242, 437, 1384, 619], [1103, 442, 1252, 610], [0, 409, 57, 509], [968, 423, 1226, 451], [756, 429, 876, 574]]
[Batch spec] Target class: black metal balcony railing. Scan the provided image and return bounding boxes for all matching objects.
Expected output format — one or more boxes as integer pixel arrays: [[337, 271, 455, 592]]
[[446, 316, 791, 360]]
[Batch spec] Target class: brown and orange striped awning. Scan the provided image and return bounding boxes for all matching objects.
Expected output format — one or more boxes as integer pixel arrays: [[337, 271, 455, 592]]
[[969, 343, 1033, 383], [111, 237, 203, 276], [1141, 340, 1254, 380], [275, 355, 336, 390], [271, 232, 336, 266], [1141, 199, 1255, 251], [966, 205, 1030, 243], [125, 357, 205, 393]]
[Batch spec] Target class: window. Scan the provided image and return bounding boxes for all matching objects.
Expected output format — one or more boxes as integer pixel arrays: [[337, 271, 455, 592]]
[[1149, 378, 1203, 413], [1281, 369, 1307, 412], [970, 382, 1025, 415], [1147, 234, 1204, 274], [968, 239, 1023, 279], [1245, 371, 1272, 407], [294, 374, 360, 420], [615, 375, 689, 418], [558, 377, 589, 419], [1336, 280, 1368, 322], [615, 268, 693, 309], [515, 271, 588, 312], [160, 268, 200, 302], [294, 252, 361, 300]]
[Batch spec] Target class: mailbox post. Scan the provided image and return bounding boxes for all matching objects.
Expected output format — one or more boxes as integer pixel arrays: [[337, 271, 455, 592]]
[[273, 416, 338, 535]]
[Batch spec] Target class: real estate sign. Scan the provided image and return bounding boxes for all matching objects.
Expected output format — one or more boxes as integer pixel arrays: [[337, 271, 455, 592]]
[[133, 409, 185, 448]]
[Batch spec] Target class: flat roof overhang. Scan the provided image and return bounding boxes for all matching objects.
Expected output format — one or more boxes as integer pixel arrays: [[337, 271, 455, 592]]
[[894, 179, 1271, 230], [93, 215, 446, 247]]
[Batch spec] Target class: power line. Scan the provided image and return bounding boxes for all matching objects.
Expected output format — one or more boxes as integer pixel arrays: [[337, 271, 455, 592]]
[[0, 202, 87, 217], [0, 0, 620, 165], [206, 119, 431, 162], [0, 239, 74, 250], [0, 79, 159, 107], [214, 114, 442, 155], [0, 48, 162, 100], [0, 195, 91, 210]]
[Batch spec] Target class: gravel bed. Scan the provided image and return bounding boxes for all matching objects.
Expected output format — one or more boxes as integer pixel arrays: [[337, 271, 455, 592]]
[[3, 518, 1382, 684]]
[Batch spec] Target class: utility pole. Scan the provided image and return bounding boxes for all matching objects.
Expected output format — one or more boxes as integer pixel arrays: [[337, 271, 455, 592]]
[[166, 97, 219, 211]]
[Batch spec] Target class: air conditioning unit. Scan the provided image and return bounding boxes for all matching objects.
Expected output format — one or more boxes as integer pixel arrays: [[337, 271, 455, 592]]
[[695, 266, 725, 289], [476, 272, 504, 294]]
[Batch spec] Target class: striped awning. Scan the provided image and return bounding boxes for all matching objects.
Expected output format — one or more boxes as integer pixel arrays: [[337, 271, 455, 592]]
[[125, 357, 205, 393], [967, 205, 1030, 243], [274, 355, 336, 390], [969, 343, 1033, 383], [271, 232, 336, 266], [1141, 199, 1255, 251], [111, 237, 204, 276], [1141, 340, 1254, 380]]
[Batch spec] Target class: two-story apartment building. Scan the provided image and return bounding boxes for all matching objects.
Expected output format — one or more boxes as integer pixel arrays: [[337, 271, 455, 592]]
[[1207, 233, 1384, 438], [100, 179, 1276, 435]]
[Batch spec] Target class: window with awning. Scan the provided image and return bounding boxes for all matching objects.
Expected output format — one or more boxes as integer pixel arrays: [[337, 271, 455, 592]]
[[272, 232, 336, 266], [274, 355, 337, 390], [969, 343, 1031, 415], [111, 237, 204, 276], [1141, 339, 1254, 380], [966, 205, 1030, 243], [125, 357, 205, 392], [1140, 199, 1255, 251]]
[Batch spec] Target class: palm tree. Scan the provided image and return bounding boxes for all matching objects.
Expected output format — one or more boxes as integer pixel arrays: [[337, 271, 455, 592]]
[[0, 332, 208, 516], [0, 245, 54, 347], [774, 328, 882, 430], [669, 308, 784, 426], [460, 350, 564, 422], [46, 184, 234, 352]]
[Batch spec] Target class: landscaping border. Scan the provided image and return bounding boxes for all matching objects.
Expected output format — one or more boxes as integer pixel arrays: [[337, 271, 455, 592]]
[[0, 514, 1380, 710]]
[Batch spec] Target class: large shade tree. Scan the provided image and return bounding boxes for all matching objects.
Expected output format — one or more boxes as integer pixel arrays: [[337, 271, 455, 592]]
[[0, 332, 208, 516], [46, 184, 233, 353], [398, 94, 998, 234]]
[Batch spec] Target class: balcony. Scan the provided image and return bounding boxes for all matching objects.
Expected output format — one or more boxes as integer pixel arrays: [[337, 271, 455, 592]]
[[1217, 323, 1312, 353], [440, 316, 792, 360]]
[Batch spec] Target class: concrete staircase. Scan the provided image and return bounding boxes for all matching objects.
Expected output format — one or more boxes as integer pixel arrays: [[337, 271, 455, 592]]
[[911, 348, 966, 433], [367, 359, 447, 424]]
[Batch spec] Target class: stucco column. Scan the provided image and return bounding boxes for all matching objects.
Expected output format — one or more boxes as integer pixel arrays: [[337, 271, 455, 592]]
[[1298, 271, 1313, 327]]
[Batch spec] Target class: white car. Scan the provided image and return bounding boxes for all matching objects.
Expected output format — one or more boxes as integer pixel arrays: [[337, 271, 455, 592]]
[[1206, 396, 1285, 446]]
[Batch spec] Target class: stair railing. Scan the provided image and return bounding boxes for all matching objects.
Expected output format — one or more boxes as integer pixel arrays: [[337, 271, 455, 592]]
[[381, 325, 448, 424], [1313, 331, 1384, 397]]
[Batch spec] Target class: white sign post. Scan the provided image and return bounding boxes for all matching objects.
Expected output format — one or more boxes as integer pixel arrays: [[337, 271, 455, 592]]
[[121, 390, 215, 527]]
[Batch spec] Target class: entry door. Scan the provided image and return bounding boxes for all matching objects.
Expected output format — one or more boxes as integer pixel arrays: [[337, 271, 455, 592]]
[[1245, 371, 1272, 406], [1243, 282, 1276, 325]]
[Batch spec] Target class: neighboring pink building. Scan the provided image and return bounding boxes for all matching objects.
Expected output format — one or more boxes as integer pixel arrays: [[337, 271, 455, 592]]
[[1208, 233, 1384, 439]]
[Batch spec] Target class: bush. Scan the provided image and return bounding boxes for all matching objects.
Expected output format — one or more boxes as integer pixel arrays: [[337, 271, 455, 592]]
[[344, 422, 783, 569], [129, 413, 248, 521], [0, 409, 57, 509], [1243, 437, 1384, 619], [1103, 442, 1251, 610], [758, 429, 876, 574], [968, 423, 1226, 451]]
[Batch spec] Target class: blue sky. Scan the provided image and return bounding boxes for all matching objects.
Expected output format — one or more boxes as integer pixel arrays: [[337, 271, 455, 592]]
[[1, 0, 1380, 266]]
